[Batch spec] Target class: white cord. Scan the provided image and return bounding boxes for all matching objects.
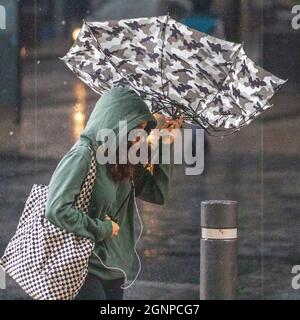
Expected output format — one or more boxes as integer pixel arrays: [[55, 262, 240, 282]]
[[92, 183, 143, 290]]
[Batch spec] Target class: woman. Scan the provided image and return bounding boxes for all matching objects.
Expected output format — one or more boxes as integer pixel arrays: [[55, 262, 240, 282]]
[[45, 87, 183, 300]]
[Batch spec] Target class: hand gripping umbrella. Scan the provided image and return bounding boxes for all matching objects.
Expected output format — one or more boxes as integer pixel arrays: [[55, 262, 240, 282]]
[[60, 15, 287, 136]]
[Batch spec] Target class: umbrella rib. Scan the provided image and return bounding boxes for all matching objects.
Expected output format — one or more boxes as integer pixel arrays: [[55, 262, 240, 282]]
[[152, 94, 200, 122], [197, 43, 244, 116], [221, 91, 248, 114], [164, 98, 201, 123], [160, 15, 170, 99]]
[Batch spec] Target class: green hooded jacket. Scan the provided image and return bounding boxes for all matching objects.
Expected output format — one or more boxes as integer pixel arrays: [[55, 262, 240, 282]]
[[45, 87, 173, 281]]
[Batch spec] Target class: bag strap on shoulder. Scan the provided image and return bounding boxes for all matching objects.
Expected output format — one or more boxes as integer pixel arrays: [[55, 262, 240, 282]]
[[72, 144, 98, 213], [73, 141, 135, 218]]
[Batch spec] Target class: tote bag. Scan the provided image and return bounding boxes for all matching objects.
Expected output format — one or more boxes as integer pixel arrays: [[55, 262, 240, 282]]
[[0, 146, 98, 300]]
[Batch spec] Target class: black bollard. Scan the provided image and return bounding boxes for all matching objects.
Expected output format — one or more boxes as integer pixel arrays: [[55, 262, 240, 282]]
[[200, 200, 238, 300]]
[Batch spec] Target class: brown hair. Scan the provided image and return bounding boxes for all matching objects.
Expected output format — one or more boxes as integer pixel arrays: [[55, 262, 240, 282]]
[[105, 121, 155, 182], [106, 162, 134, 182], [105, 140, 134, 183], [106, 139, 152, 183]]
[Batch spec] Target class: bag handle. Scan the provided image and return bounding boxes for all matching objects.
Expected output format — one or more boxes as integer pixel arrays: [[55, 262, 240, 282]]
[[72, 144, 134, 218], [72, 145, 98, 213]]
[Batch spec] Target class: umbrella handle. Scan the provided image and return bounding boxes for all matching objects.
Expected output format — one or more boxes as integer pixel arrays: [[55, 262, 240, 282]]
[[169, 114, 184, 128]]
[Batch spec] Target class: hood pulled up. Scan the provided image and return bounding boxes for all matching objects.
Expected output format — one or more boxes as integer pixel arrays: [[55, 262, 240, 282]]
[[80, 87, 157, 152]]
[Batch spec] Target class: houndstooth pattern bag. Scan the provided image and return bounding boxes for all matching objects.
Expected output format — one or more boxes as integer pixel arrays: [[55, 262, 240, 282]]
[[0, 146, 98, 300]]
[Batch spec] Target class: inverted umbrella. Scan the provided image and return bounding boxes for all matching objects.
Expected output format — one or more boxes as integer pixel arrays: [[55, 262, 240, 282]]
[[60, 15, 287, 136]]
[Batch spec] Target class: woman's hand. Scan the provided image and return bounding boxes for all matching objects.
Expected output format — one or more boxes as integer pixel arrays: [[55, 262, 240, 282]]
[[152, 113, 184, 144], [153, 113, 184, 130], [104, 215, 120, 237], [165, 115, 184, 130], [165, 115, 184, 144]]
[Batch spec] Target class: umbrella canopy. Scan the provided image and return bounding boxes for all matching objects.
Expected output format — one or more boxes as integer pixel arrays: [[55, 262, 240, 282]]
[[60, 15, 287, 135]]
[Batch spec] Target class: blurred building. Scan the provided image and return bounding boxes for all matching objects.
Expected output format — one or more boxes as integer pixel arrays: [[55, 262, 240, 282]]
[[260, 0, 300, 88], [0, 1, 20, 155], [19, 0, 92, 47]]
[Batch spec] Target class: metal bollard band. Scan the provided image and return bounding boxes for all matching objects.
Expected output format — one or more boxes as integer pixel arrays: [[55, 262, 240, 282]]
[[201, 227, 237, 240]]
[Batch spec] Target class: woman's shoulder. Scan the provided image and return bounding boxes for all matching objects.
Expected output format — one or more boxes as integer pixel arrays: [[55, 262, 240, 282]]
[[65, 142, 93, 166]]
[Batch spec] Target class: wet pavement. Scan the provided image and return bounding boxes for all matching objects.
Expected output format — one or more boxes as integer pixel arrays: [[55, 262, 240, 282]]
[[0, 56, 300, 300]]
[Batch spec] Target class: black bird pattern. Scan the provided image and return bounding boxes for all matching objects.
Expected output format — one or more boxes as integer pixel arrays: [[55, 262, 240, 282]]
[[249, 77, 267, 88], [232, 86, 242, 99], [253, 92, 263, 100], [167, 51, 181, 62], [270, 79, 282, 91], [191, 54, 203, 63], [172, 68, 193, 75], [171, 83, 192, 94], [213, 95, 223, 106], [88, 26, 101, 36], [82, 31, 91, 39], [84, 40, 93, 51], [207, 41, 228, 54], [142, 68, 160, 77], [195, 83, 211, 96], [241, 59, 250, 76], [102, 48, 123, 58], [214, 61, 232, 68], [253, 101, 264, 112], [125, 21, 147, 31], [91, 69, 102, 82], [156, 18, 167, 31], [148, 52, 159, 61], [170, 24, 183, 39], [107, 26, 124, 36], [79, 61, 86, 70], [97, 58, 107, 66], [74, 50, 85, 57], [130, 44, 146, 55], [183, 39, 203, 50], [129, 73, 143, 82], [219, 107, 231, 115], [141, 35, 154, 43], [220, 83, 230, 91]]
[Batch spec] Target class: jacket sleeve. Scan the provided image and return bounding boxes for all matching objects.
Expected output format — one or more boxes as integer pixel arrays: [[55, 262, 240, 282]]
[[45, 148, 113, 242], [133, 140, 173, 205]]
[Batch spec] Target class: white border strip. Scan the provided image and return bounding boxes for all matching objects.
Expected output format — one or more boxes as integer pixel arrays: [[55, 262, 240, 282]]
[[201, 228, 237, 240], [0, 265, 6, 289]]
